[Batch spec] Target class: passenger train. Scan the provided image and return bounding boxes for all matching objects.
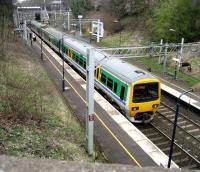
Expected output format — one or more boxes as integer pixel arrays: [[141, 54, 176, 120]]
[[30, 20, 161, 123]]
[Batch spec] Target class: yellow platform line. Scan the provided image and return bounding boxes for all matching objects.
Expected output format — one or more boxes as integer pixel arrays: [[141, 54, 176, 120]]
[[35, 42, 142, 168]]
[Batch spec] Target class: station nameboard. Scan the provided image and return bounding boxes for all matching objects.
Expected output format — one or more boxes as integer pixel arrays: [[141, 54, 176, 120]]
[[91, 20, 104, 38]]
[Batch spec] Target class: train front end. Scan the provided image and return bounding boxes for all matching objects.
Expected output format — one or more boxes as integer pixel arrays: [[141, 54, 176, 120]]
[[128, 78, 161, 123]]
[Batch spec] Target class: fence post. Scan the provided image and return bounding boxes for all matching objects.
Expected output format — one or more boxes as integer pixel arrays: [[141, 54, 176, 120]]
[[158, 39, 163, 64], [67, 11, 70, 31], [178, 38, 184, 69], [97, 19, 100, 43], [163, 43, 168, 74]]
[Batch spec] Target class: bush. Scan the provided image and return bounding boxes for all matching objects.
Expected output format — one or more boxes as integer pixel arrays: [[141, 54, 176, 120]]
[[0, 60, 52, 123], [147, 0, 200, 42], [0, 0, 13, 59]]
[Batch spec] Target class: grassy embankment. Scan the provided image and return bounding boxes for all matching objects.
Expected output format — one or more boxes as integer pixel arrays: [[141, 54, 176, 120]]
[[99, 34, 200, 86], [99, 32, 133, 48], [0, 39, 104, 162]]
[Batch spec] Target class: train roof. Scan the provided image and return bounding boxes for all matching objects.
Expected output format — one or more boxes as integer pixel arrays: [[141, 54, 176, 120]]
[[99, 58, 153, 84], [31, 20, 46, 28], [32, 21, 156, 84]]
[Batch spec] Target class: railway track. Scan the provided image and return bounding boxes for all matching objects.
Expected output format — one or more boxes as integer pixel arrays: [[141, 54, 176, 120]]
[[31, 26, 200, 168], [136, 102, 200, 169]]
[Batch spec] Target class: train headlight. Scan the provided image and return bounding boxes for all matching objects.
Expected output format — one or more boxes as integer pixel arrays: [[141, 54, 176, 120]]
[[132, 107, 139, 111], [152, 104, 159, 108]]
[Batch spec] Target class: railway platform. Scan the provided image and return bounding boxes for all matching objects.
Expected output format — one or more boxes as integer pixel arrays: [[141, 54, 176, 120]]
[[28, 31, 178, 168], [160, 81, 200, 111]]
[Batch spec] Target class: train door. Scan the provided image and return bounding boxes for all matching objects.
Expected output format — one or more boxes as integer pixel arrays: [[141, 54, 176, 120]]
[[68, 48, 72, 58], [95, 66, 100, 80]]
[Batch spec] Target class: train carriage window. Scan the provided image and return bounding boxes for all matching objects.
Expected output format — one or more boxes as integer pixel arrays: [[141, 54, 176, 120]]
[[79, 58, 83, 67], [61, 45, 64, 51], [73, 52, 76, 58], [100, 73, 107, 84], [120, 85, 125, 100], [72, 54, 76, 61], [114, 82, 118, 93], [107, 78, 113, 90], [65, 47, 68, 54], [83, 61, 86, 69], [76, 56, 79, 63]]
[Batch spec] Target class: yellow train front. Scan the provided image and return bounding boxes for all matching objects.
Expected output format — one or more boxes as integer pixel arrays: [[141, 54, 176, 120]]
[[128, 78, 160, 123], [95, 57, 160, 123]]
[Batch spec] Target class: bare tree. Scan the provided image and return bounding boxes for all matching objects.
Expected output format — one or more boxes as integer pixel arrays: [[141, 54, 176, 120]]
[[0, 0, 13, 59]]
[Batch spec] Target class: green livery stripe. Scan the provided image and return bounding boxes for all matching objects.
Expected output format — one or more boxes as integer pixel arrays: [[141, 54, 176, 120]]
[[99, 68, 128, 101]]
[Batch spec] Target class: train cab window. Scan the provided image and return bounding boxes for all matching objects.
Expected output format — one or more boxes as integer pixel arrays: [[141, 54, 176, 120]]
[[133, 83, 158, 103], [114, 82, 118, 93], [120, 86, 125, 100], [100, 74, 107, 84], [107, 78, 113, 90]]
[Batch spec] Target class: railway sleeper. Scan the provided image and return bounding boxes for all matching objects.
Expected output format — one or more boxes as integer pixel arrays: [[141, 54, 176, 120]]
[[189, 163, 200, 169], [138, 127, 155, 134], [177, 120, 187, 125], [188, 128, 199, 133], [172, 151, 182, 157], [151, 138, 168, 145], [158, 109, 171, 113], [165, 113, 176, 118], [175, 158, 198, 168], [145, 132, 160, 137], [174, 156, 190, 164], [150, 136, 164, 142], [181, 124, 194, 129], [162, 146, 170, 152]]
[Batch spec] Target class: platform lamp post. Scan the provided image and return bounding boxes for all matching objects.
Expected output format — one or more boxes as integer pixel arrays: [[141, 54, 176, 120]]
[[113, 20, 122, 47], [67, 9, 71, 31], [40, 28, 43, 61], [169, 29, 184, 69], [86, 48, 95, 155], [167, 88, 193, 168], [60, 33, 68, 92], [78, 15, 83, 36]]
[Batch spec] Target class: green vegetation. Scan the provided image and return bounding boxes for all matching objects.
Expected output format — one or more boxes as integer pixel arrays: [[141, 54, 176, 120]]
[[99, 32, 133, 47], [0, 0, 13, 58], [67, 0, 94, 17], [147, 0, 200, 42], [0, 0, 104, 160], [136, 57, 200, 86], [0, 42, 104, 161]]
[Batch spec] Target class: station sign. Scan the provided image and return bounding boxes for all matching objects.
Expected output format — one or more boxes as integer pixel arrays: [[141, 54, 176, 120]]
[[91, 20, 104, 38]]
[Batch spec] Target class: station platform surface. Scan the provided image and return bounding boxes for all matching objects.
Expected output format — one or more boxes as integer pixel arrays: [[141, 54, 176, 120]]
[[27, 31, 178, 168], [161, 82, 200, 111]]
